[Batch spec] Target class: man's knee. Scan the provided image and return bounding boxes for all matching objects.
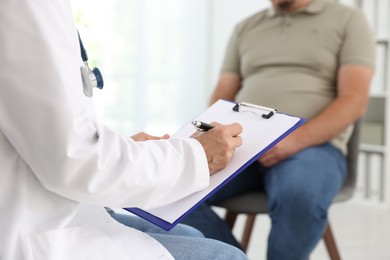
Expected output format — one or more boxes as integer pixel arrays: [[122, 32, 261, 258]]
[[267, 183, 328, 224]]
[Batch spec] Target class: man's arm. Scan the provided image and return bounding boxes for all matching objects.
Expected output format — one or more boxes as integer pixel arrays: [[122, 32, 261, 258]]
[[259, 64, 374, 167], [209, 72, 242, 105]]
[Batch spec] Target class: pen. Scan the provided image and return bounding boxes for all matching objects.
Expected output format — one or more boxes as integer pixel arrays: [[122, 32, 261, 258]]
[[192, 120, 215, 132]]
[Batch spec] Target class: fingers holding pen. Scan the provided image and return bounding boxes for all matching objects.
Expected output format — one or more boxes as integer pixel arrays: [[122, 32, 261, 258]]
[[193, 122, 243, 175], [224, 122, 243, 146], [212, 123, 243, 148]]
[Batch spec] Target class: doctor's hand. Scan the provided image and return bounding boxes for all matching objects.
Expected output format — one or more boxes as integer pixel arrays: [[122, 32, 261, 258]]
[[131, 132, 170, 142], [193, 123, 243, 175]]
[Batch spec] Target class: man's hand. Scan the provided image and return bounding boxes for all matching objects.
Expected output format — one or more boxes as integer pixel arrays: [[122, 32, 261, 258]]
[[193, 123, 243, 175], [131, 132, 170, 141], [258, 125, 309, 167], [258, 134, 301, 167]]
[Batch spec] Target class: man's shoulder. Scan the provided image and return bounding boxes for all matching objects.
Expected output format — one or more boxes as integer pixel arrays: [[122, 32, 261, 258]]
[[322, 0, 368, 28], [323, 0, 362, 17]]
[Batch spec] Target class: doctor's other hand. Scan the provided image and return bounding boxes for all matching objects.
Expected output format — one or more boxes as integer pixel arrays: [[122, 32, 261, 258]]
[[131, 132, 170, 142], [193, 123, 243, 175]]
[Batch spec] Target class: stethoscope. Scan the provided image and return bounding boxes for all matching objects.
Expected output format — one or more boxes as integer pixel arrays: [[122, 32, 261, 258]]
[[78, 32, 104, 97]]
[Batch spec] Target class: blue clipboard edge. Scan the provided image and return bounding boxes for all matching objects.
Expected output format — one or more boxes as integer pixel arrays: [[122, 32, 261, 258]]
[[124, 106, 307, 231]]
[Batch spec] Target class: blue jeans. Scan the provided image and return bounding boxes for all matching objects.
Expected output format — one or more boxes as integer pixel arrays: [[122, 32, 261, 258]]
[[181, 143, 347, 260], [109, 211, 248, 260]]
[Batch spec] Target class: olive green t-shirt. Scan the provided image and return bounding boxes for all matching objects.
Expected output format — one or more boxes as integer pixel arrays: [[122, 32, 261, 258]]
[[221, 0, 376, 154]]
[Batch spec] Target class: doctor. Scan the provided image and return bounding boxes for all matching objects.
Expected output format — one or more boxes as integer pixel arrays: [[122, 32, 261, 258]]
[[0, 0, 246, 260]]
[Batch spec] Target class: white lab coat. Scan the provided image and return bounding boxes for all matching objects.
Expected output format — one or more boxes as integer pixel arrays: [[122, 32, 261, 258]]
[[0, 0, 210, 259]]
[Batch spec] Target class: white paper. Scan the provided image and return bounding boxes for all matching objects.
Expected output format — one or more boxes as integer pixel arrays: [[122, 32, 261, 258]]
[[144, 99, 302, 223], [356, 152, 368, 200], [368, 153, 383, 202]]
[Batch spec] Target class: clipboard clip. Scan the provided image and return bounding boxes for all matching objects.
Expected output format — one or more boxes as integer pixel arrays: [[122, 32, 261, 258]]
[[232, 102, 277, 119]]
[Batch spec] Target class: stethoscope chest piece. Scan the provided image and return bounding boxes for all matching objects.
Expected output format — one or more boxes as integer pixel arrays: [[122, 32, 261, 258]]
[[78, 31, 104, 97], [80, 65, 104, 97]]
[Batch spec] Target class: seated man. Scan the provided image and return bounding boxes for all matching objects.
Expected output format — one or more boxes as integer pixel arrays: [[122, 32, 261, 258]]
[[181, 0, 375, 259]]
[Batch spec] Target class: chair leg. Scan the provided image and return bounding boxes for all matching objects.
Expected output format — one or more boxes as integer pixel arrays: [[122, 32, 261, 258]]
[[241, 214, 256, 252], [323, 222, 341, 260], [224, 211, 238, 230]]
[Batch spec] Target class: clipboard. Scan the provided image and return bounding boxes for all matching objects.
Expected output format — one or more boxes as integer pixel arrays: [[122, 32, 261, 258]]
[[124, 99, 306, 230]]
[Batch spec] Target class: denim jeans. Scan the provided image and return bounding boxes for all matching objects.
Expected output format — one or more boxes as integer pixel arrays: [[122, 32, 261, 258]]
[[182, 143, 347, 260], [109, 212, 248, 260]]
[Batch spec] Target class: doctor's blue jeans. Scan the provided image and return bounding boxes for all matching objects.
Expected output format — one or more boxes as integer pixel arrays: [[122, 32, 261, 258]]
[[182, 143, 347, 260], [109, 211, 247, 260]]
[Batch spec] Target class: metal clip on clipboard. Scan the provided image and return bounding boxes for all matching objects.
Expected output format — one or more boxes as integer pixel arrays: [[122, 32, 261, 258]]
[[232, 102, 277, 119]]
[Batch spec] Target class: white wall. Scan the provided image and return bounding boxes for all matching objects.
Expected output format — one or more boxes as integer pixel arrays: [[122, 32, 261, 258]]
[[207, 0, 271, 96], [72, 0, 214, 134]]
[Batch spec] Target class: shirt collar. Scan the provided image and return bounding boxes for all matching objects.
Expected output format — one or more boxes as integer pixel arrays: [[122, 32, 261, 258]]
[[266, 0, 327, 17]]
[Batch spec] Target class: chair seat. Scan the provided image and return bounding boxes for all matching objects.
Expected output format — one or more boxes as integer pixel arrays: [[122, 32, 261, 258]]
[[333, 186, 354, 202], [212, 192, 268, 214], [213, 186, 355, 215]]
